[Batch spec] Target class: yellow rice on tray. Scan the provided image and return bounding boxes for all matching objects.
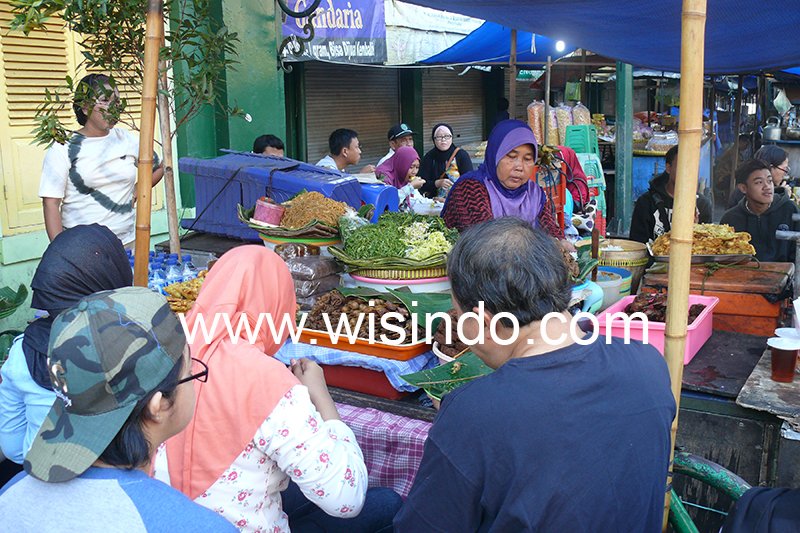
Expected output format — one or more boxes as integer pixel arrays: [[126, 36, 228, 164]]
[[651, 223, 756, 256]]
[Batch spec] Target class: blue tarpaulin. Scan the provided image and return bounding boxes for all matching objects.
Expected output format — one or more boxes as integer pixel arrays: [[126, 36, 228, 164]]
[[421, 22, 574, 64], [405, 0, 800, 74]]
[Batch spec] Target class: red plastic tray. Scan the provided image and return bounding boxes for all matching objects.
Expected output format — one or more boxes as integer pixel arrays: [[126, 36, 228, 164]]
[[298, 328, 429, 361], [321, 365, 408, 400]]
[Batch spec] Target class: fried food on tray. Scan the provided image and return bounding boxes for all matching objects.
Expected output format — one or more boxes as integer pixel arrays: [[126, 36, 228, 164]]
[[280, 192, 349, 229], [164, 269, 208, 313], [651, 224, 756, 256]]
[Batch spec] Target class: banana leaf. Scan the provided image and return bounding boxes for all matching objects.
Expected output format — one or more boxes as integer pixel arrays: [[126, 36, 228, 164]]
[[328, 245, 448, 269], [401, 352, 493, 400], [337, 287, 453, 337], [0, 285, 28, 320], [237, 204, 339, 238], [575, 249, 600, 284], [0, 330, 22, 368]]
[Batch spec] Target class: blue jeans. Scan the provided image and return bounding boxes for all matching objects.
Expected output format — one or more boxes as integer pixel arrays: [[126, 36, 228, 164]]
[[281, 481, 402, 533]]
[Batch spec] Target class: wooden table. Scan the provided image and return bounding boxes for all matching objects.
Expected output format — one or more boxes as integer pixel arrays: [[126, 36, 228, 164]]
[[737, 349, 800, 431], [642, 262, 793, 336]]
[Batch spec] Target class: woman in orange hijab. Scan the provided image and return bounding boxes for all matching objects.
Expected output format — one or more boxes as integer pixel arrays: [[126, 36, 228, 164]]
[[154, 246, 400, 532]]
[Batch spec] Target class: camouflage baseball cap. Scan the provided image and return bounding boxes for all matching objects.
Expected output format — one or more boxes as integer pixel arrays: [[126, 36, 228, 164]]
[[24, 287, 186, 483]]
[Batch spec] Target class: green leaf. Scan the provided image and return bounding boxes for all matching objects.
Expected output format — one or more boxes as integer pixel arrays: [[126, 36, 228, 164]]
[[401, 352, 493, 400], [0, 284, 28, 319]]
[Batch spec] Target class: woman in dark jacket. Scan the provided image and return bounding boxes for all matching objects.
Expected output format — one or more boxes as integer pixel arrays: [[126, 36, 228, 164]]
[[418, 123, 474, 198]]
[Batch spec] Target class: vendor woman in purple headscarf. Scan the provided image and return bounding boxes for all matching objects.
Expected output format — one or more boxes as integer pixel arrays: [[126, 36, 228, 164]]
[[442, 120, 563, 240]]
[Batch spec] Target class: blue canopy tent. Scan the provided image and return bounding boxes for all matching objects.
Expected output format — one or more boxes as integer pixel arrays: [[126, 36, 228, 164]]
[[421, 22, 574, 65], [405, 0, 800, 74]]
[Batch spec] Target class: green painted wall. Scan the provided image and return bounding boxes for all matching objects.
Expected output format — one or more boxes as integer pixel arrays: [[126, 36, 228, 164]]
[[284, 63, 307, 161], [220, 0, 286, 152], [399, 70, 424, 154]]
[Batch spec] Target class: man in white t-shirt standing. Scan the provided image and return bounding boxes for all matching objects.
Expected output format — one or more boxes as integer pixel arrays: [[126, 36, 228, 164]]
[[39, 74, 164, 246]]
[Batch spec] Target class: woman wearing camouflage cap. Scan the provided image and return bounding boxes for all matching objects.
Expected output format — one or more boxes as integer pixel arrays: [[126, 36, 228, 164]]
[[0, 224, 132, 465], [0, 287, 235, 531]]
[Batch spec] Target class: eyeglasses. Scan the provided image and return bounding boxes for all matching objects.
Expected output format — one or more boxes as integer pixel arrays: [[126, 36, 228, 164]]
[[176, 357, 208, 386], [775, 165, 791, 174], [434, 135, 453, 141]]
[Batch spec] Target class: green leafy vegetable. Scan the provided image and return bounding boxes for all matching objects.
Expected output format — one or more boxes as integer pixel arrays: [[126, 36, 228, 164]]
[[342, 212, 458, 261], [401, 352, 493, 400]]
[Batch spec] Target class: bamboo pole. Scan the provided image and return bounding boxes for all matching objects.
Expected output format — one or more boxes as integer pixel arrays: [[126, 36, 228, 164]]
[[158, 56, 181, 255], [133, 0, 164, 286], [662, 0, 707, 529], [509, 29, 517, 120]]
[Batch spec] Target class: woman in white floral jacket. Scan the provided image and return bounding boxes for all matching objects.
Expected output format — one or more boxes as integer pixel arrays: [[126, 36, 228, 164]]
[[154, 246, 400, 532]]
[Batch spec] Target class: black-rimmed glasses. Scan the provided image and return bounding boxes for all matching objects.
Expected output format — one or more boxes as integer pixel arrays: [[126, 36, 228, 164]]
[[775, 165, 791, 175], [176, 357, 208, 385]]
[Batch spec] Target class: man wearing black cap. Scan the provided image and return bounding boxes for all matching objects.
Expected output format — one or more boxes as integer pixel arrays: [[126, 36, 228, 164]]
[[378, 123, 415, 165]]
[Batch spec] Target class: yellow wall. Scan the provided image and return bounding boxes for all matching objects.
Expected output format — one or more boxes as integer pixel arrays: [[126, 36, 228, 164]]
[[0, 1, 163, 237]]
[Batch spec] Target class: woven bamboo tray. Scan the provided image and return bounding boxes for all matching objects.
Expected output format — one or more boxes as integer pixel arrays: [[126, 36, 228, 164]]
[[351, 266, 448, 280]]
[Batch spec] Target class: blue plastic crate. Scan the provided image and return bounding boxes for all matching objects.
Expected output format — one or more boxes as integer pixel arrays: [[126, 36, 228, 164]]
[[179, 152, 363, 240]]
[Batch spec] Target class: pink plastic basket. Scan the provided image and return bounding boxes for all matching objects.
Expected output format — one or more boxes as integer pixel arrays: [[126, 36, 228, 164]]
[[596, 295, 719, 365]]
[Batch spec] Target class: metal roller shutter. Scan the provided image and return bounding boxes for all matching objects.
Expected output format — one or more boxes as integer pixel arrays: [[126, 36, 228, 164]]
[[305, 62, 399, 167], [422, 68, 485, 152]]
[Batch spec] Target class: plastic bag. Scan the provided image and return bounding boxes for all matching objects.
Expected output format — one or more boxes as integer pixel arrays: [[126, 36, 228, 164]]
[[565, 81, 581, 102], [556, 105, 573, 147], [286, 256, 343, 281], [547, 108, 559, 145], [572, 103, 591, 125], [274, 243, 320, 261], [645, 131, 679, 153], [296, 294, 322, 311], [338, 210, 370, 246], [527, 101, 545, 145], [294, 274, 341, 298]]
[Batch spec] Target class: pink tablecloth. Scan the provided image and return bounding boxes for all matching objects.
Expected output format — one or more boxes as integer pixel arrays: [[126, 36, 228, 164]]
[[337, 403, 431, 498]]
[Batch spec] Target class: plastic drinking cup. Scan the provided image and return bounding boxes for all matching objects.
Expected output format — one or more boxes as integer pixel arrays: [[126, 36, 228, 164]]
[[766, 337, 800, 383]]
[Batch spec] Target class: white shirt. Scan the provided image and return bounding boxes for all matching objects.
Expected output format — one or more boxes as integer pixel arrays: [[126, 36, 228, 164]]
[[39, 129, 158, 245], [315, 155, 340, 171], [377, 149, 394, 166], [154, 385, 368, 533]]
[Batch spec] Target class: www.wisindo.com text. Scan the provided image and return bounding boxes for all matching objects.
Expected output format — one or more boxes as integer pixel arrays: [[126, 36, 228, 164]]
[[178, 302, 650, 347]]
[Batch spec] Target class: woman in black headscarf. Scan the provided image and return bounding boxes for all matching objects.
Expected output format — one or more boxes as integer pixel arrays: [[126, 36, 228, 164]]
[[0, 224, 131, 464], [418, 123, 474, 199]]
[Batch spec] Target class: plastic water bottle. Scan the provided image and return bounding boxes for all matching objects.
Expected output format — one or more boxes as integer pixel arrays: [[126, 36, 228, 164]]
[[165, 257, 183, 287], [129, 257, 135, 279], [181, 254, 197, 282], [148, 261, 167, 294]]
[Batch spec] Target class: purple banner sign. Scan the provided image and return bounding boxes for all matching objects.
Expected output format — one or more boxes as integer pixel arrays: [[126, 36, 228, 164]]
[[282, 0, 387, 63]]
